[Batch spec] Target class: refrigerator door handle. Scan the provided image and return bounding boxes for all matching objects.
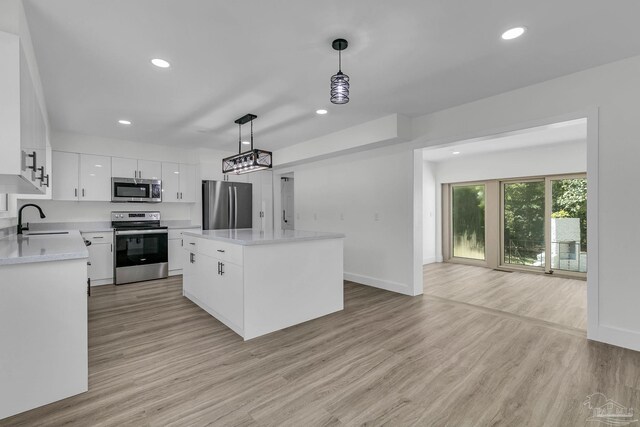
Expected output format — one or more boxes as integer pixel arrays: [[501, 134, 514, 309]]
[[228, 186, 233, 229], [234, 186, 238, 229]]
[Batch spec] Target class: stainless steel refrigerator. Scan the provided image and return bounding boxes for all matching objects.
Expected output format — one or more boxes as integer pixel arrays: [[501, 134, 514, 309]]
[[202, 180, 253, 230]]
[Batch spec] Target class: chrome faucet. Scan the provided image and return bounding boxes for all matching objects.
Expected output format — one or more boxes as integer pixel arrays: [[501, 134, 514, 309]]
[[17, 203, 46, 235]]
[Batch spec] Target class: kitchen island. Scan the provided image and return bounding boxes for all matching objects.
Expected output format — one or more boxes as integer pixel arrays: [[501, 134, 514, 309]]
[[181, 229, 344, 340]]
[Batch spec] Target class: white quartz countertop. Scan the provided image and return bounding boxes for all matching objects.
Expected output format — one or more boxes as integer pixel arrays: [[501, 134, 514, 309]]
[[0, 230, 89, 266], [182, 229, 345, 246]]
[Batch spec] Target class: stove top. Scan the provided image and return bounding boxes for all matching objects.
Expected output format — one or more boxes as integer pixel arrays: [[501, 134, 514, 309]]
[[111, 211, 165, 229]]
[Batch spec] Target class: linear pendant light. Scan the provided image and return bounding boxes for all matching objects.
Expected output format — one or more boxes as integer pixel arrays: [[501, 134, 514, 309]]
[[330, 38, 350, 104], [222, 114, 272, 175]]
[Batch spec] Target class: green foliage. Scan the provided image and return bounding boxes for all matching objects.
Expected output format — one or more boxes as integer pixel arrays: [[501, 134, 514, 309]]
[[503, 181, 545, 246], [551, 210, 571, 218], [452, 185, 485, 246]]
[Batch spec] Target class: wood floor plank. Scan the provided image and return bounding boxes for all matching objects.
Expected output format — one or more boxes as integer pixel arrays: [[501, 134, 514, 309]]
[[1, 271, 638, 426]]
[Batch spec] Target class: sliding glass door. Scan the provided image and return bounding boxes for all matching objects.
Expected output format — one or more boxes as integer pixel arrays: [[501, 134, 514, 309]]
[[451, 184, 486, 260], [502, 180, 546, 269]]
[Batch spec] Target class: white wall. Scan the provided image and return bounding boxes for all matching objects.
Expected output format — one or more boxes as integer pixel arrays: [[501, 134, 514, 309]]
[[428, 140, 587, 262], [274, 145, 415, 295], [422, 161, 436, 264]]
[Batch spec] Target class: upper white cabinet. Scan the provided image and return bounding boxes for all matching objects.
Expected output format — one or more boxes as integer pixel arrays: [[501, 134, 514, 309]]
[[112, 157, 161, 180], [0, 31, 48, 194], [52, 151, 79, 201], [52, 151, 111, 201], [162, 162, 197, 203], [80, 154, 112, 201]]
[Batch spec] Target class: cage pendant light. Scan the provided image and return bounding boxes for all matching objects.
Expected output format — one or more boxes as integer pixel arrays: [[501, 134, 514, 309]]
[[330, 39, 350, 104], [222, 114, 272, 175]]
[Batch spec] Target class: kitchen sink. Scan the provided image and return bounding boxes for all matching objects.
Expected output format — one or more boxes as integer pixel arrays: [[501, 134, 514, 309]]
[[26, 231, 70, 236]]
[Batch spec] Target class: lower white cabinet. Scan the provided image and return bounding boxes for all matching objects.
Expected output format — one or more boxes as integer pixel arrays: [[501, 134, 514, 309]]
[[168, 228, 200, 275], [168, 239, 183, 274], [82, 232, 113, 285], [182, 244, 244, 333]]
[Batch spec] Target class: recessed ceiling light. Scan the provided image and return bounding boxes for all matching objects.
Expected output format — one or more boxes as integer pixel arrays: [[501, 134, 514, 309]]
[[151, 58, 171, 68], [173, 171, 180, 174], [452, 151, 460, 155], [95, 164, 102, 168], [118, 119, 132, 125], [242, 140, 251, 145], [501, 27, 526, 40], [316, 109, 328, 115]]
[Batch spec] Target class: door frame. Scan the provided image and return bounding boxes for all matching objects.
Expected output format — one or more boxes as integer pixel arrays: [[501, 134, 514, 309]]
[[412, 106, 599, 339]]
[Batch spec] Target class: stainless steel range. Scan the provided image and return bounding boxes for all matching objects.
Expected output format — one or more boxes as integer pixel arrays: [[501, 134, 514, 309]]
[[112, 211, 168, 285]]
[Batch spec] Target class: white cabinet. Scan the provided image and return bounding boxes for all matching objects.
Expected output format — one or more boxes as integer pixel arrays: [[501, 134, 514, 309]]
[[161, 162, 197, 203], [168, 228, 201, 275], [161, 162, 180, 202], [111, 157, 137, 179], [52, 152, 111, 201], [0, 31, 48, 194], [180, 164, 197, 203], [79, 154, 111, 201], [247, 170, 273, 232], [182, 245, 243, 332], [83, 232, 113, 284], [112, 157, 161, 180], [52, 151, 79, 201]]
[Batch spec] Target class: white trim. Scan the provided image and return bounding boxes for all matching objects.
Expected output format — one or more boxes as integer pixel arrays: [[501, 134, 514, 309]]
[[594, 325, 640, 353], [89, 278, 112, 286], [585, 106, 600, 342], [422, 257, 437, 265], [344, 272, 413, 296]]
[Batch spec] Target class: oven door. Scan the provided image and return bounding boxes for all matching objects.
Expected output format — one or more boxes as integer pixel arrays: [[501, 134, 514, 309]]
[[114, 229, 168, 284]]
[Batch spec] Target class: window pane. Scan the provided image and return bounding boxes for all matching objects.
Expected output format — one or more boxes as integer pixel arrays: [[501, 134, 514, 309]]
[[503, 181, 545, 267], [452, 185, 485, 260], [551, 178, 587, 272]]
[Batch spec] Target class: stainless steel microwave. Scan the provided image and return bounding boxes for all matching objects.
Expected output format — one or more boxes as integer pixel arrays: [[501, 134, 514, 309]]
[[111, 178, 162, 203]]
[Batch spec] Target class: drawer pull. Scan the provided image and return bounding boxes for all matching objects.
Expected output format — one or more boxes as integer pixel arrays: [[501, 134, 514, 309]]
[[92, 236, 104, 239], [189, 242, 196, 245], [217, 249, 225, 253]]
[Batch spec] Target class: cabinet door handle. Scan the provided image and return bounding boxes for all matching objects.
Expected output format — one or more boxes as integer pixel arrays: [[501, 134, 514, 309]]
[[177, 192, 179, 200], [75, 188, 78, 197], [43, 174, 50, 188], [82, 188, 86, 197], [93, 236, 104, 239], [190, 253, 195, 263], [189, 242, 195, 245], [220, 262, 224, 275], [27, 151, 37, 171], [37, 166, 45, 182], [110, 244, 113, 252], [217, 249, 225, 253]]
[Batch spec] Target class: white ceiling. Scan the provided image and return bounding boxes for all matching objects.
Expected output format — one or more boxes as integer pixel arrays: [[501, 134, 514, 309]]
[[24, 0, 640, 152], [422, 118, 587, 162]]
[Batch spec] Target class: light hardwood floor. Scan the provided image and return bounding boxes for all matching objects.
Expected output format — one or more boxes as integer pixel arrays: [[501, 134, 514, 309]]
[[424, 263, 587, 330], [2, 274, 638, 426]]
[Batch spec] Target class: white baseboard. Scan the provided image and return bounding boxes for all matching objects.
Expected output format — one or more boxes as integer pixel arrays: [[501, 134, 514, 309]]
[[592, 324, 640, 353], [422, 256, 437, 265], [169, 270, 183, 277], [90, 278, 112, 286], [344, 272, 413, 296]]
